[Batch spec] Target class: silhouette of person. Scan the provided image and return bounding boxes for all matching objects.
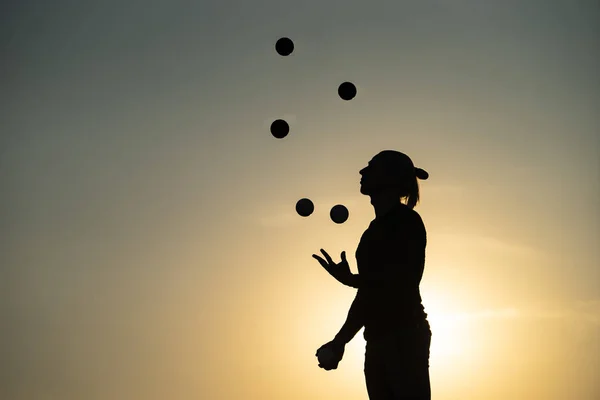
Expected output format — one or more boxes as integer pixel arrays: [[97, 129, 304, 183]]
[[313, 150, 432, 400]]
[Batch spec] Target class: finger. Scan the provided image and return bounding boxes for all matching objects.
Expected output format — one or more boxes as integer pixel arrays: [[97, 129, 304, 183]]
[[341, 251, 347, 262], [320, 249, 334, 264], [312, 255, 326, 265], [312, 255, 330, 269]]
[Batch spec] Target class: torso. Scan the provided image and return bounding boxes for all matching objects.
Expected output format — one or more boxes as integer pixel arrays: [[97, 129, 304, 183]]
[[355, 203, 428, 341]]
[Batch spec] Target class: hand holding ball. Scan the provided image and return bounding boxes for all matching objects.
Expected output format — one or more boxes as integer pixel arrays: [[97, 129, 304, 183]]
[[315, 341, 345, 370], [317, 347, 335, 365]]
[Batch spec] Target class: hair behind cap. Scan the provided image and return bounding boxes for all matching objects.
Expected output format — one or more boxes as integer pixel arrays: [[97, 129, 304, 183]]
[[375, 150, 427, 209], [404, 177, 420, 209]]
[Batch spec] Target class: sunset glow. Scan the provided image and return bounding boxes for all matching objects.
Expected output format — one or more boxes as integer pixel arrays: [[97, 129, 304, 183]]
[[3, 1, 599, 399]]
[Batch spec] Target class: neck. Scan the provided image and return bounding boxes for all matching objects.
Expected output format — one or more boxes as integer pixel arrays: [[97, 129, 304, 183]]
[[369, 190, 402, 219]]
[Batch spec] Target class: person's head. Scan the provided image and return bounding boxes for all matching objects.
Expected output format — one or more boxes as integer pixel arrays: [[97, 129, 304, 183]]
[[359, 150, 429, 209]]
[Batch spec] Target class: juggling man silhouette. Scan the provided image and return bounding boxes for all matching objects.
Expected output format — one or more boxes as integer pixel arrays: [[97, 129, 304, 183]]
[[313, 150, 432, 400]]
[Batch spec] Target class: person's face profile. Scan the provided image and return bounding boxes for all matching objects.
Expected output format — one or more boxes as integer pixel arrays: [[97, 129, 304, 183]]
[[360, 158, 385, 194]]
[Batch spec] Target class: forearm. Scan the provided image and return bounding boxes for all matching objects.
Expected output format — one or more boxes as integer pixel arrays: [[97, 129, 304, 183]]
[[333, 292, 365, 345], [344, 273, 383, 289]]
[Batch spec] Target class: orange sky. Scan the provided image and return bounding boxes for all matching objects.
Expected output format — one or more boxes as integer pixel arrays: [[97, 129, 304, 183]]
[[3, 1, 599, 399]]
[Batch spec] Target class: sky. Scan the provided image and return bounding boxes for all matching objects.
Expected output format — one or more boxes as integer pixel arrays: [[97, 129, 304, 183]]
[[1, 0, 599, 399]]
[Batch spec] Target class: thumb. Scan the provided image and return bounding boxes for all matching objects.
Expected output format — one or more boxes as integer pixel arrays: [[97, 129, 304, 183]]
[[341, 251, 346, 261]]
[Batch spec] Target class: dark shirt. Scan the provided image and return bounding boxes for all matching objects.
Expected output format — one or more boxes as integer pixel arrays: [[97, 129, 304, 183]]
[[349, 203, 428, 342]]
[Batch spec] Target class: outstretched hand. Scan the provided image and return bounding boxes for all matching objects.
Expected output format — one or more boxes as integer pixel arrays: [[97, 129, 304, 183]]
[[312, 249, 353, 286]]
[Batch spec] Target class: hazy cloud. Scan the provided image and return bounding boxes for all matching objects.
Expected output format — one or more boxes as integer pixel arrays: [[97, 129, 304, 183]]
[[437, 300, 600, 326], [433, 232, 546, 260]]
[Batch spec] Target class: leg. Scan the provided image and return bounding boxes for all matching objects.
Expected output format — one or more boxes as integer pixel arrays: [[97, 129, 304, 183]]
[[364, 340, 394, 400], [386, 324, 432, 399]]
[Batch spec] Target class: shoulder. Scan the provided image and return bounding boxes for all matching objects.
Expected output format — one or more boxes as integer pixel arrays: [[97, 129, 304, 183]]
[[391, 206, 426, 240], [396, 205, 425, 228], [408, 208, 426, 230]]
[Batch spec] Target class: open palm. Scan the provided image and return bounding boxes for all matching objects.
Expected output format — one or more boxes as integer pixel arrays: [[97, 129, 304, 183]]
[[312, 249, 353, 286]]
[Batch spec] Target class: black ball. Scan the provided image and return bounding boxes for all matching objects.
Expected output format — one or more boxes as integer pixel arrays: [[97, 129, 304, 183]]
[[296, 198, 314, 217], [338, 82, 357, 101], [330, 204, 349, 224], [270, 119, 289, 139], [275, 37, 294, 56]]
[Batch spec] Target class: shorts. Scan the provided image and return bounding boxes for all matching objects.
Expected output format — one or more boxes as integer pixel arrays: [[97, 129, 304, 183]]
[[364, 321, 432, 400]]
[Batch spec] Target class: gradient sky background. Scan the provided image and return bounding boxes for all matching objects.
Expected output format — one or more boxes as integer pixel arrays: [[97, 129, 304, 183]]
[[2, 1, 599, 399]]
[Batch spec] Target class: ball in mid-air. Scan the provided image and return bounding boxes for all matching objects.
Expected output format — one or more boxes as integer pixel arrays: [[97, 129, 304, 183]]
[[270, 119, 289, 139], [338, 82, 357, 101], [275, 37, 294, 56], [296, 198, 314, 217], [330, 204, 349, 224]]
